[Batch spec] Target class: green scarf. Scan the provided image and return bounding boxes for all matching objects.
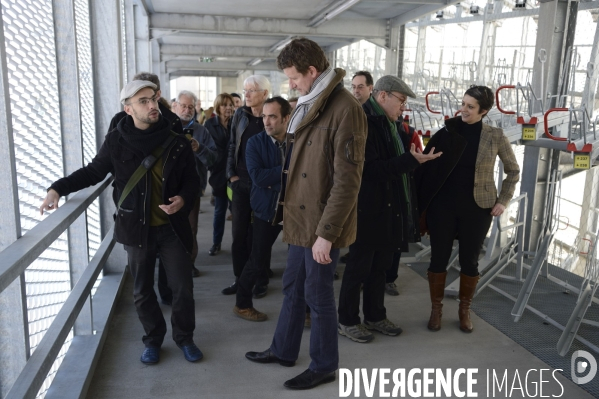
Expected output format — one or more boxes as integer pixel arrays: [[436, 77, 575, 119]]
[[368, 97, 411, 209]]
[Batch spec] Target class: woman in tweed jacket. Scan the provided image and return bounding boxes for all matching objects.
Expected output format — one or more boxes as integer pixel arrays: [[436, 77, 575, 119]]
[[415, 85, 520, 334]]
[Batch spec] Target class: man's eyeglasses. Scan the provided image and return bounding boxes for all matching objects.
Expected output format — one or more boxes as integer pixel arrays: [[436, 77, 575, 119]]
[[386, 91, 408, 107], [126, 96, 159, 106], [243, 89, 265, 95], [178, 104, 195, 111]]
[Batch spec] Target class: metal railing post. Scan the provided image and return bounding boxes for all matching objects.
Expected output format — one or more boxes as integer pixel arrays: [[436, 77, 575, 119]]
[[0, 6, 29, 396]]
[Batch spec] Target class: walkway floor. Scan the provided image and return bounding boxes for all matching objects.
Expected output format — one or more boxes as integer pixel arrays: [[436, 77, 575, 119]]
[[86, 196, 596, 399]]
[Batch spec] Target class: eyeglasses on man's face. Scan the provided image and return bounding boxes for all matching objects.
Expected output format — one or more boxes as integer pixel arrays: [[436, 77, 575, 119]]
[[386, 91, 408, 107], [178, 104, 195, 111], [127, 96, 159, 106]]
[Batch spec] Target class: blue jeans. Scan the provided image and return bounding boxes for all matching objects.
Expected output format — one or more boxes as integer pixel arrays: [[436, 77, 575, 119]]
[[270, 245, 339, 373], [212, 195, 228, 245]]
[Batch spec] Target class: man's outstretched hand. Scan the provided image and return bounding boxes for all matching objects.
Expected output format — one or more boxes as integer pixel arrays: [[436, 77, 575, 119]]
[[40, 189, 60, 215]]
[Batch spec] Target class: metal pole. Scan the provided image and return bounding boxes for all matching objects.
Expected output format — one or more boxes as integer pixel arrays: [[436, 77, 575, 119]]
[[0, 5, 29, 396]]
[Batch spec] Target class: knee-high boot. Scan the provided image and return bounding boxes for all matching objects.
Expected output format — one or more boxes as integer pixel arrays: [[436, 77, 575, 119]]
[[458, 273, 479, 333], [427, 271, 447, 331]]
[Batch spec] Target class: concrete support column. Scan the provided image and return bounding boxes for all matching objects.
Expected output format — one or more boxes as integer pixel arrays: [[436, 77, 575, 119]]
[[385, 25, 400, 76], [52, 0, 93, 336], [397, 25, 405, 79], [90, 0, 127, 273], [124, 0, 136, 80], [413, 20, 427, 92], [521, 0, 577, 252], [0, 8, 29, 398], [134, 2, 150, 73]]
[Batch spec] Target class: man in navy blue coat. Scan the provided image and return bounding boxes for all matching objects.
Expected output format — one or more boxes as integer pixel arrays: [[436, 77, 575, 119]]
[[233, 97, 291, 321]]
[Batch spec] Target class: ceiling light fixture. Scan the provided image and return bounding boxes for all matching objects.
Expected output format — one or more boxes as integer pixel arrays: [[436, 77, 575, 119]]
[[307, 0, 363, 28], [269, 36, 296, 53], [247, 58, 263, 66]]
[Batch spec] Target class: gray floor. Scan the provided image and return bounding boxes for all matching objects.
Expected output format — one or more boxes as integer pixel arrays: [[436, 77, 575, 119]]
[[86, 196, 596, 398]]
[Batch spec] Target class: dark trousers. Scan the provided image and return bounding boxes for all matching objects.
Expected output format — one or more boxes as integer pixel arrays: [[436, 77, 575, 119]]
[[212, 195, 228, 245], [426, 190, 493, 277], [338, 243, 394, 326], [236, 217, 282, 308], [189, 197, 202, 263], [385, 252, 401, 283], [125, 225, 195, 347], [270, 245, 339, 373], [231, 179, 253, 278], [157, 197, 200, 302]]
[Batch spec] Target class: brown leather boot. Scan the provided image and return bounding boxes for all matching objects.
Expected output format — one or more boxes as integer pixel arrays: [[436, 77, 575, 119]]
[[427, 271, 447, 331], [458, 273, 479, 333]]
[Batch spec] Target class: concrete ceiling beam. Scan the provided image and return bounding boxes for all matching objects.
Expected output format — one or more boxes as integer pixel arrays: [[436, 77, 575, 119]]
[[150, 13, 387, 40]]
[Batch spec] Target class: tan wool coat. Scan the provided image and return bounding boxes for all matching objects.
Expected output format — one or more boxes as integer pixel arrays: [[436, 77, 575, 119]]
[[274, 68, 368, 248]]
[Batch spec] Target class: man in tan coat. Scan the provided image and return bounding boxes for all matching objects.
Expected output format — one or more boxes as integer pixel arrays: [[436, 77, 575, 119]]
[[244, 38, 367, 390]]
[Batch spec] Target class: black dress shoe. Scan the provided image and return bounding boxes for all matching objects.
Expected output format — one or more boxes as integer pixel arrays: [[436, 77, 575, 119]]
[[339, 252, 350, 263], [284, 368, 336, 390], [208, 244, 221, 256], [221, 281, 237, 295], [245, 349, 295, 367], [267, 269, 274, 278], [252, 285, 267, 299], [161, 298, 172, 306], [192, 266, 200, 278]]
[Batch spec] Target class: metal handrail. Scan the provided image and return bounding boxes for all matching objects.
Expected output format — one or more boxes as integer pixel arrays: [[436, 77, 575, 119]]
[[0, 177, 112, 294], [6, 228, 116, 399], [0, 176, 114, 399]]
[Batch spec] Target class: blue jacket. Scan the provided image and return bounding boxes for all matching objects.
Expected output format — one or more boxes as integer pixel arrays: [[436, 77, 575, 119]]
[[246, 130, 285, 223]]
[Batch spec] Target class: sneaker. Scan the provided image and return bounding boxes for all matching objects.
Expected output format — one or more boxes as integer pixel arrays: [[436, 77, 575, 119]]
[[177, 343, 203, 362], [364, 318, 403, 336], [140, 346, 160, 364], [208, 244, 221, 256], [233, 305, 267, 321], [385, 282, 399, 296], [338, 323, 374, 343], [222, 281, 238, 295], [252, 285, 267, 299]]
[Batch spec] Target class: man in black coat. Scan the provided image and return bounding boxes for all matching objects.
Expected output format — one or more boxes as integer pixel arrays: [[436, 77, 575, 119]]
[[40, 80, 203, 365], [337, 75, 441, 343], [107, 72, 185, 306]]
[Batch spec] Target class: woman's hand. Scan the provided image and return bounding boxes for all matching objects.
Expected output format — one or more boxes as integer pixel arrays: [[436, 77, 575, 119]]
[[410, 144, 442, 164], [490, 203, 506, 217]]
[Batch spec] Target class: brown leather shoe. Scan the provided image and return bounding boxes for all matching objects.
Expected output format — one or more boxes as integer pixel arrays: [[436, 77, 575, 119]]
[[427, 271, 447, 331], [458, 273, 479, 333], [234, 306, 267, 322]]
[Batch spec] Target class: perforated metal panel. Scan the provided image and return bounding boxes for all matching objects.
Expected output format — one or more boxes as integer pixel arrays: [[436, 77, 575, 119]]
[[120, 0, 127, 85], [1, 1, 71, 397], [74, 0, 101, 264]]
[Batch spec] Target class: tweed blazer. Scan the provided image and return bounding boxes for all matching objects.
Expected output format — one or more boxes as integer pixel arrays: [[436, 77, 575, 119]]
[[415, 117, 520, 213]]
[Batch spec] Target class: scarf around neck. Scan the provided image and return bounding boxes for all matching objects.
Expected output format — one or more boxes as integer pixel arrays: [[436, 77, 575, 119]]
[[118, 115, 170, 157], [368, 96, 411, 207], [287, 67, 336, 134]]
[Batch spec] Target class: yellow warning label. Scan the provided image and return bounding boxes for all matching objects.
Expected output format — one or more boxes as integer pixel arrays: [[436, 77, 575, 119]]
[[522, 126, 536, 141], [423, 137, 430, 146], [574, 154, 591, 169]]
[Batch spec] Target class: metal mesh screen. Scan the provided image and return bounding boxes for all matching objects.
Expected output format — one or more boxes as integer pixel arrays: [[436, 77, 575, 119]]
[[1, 0, 72, 397], [120, 0, 127, 85], [74, 0, 101, 263]]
